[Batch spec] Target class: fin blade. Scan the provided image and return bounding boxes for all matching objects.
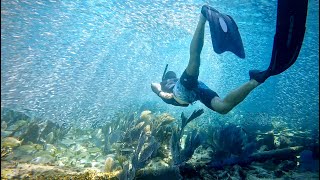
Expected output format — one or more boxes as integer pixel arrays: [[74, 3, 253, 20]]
[[268, 0, 308, 76], [203, 5, 245, 58]]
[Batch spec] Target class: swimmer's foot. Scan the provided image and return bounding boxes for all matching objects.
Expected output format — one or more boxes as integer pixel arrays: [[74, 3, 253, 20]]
[[201, 5, 219, 20], [249, 70, 270, 83]]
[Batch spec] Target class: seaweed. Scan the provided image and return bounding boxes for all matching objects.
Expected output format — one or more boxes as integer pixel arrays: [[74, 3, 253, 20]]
[[118, 131, 160, 180], [206, 124, 250, 158], [1, 108, 31, 126], [132, 132, 146, 169], [21, 122, 40, 144], [16, 119, 71, 145], [170, 128, 182, 165], [138, 137, 160, 165], [102, 112, 136, 153], [180, 129, 202, 163], [170, 109, 204, 165], [118, 162, 136, 180], [171, 129, 203, 165], [132, 133, 160, 169]]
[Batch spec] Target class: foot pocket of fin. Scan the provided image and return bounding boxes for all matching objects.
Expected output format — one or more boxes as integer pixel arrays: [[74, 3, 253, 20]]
[[249, 70, 270, 83]]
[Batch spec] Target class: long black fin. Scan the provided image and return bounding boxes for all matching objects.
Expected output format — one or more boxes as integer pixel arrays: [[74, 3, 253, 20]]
[[268, 0, 308, 76]]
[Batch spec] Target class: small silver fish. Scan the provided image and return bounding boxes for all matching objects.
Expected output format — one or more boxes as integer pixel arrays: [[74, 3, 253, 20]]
[[1, 121, 7, 130], [1, 137, 23, 148], [31, 155, 53, 164], [45, 132, 54, 144]]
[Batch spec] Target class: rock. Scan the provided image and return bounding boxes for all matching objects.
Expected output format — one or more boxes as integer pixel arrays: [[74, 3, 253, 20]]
[[261, 159, 277, 171], [279, 136, 291, 148], [278, 160, 297, 172], [232, 165, 246, 179], [136, 166, 182, 180], [274, 170, 285, 178], [21, 123, 40, 143], [258, 145, 268, 152], [257, 132, 275, 150], [199, 169, 213, 180], [217, 170, 228, 179], [256, 171, 272, 178]]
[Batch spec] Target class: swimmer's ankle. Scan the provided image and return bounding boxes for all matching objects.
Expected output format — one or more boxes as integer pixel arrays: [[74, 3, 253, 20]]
[[200, 13, 206, 24]]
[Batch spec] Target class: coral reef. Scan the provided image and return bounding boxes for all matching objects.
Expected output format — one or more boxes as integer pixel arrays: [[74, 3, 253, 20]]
[[104, 156, 114, 173], [1, 108, 319, 179], [1, 161, 120, 180], [1, 147, 12, 160]]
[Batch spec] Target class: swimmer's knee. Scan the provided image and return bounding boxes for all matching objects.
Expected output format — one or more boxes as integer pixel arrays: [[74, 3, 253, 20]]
[[211, 99, 233, 115]]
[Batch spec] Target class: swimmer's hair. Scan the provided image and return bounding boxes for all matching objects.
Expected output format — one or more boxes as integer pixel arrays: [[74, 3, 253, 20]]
[[163, 71, 176, 80]]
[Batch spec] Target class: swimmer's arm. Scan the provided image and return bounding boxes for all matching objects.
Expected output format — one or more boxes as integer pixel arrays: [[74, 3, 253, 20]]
[[151, 83, 174, 99]]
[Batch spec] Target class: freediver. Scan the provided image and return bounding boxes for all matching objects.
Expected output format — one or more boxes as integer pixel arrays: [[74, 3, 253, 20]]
[[151, 3, 308, 114]]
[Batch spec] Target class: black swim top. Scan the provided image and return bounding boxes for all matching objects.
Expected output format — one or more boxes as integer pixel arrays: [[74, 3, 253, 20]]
[[160, 97, 189, 107]]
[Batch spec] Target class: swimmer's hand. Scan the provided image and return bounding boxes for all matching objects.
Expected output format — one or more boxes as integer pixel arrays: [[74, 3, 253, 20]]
[[151, 83, 173, 99], [159, 91, 174, 99]]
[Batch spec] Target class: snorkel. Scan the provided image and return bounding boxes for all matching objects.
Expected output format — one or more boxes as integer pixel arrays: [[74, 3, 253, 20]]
[[160, 64, 178, 93], [161, 64, 169, 81]]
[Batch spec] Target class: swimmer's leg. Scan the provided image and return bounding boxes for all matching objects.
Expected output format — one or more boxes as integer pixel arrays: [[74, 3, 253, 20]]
[[185, 14, 206, 78], [211, 80, 259, 114]]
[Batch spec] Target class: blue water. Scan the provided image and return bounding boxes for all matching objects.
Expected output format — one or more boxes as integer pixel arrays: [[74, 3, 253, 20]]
[[1, 0, 319, 128]]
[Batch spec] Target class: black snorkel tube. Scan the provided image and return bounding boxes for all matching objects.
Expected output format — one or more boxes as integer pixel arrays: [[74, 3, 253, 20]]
[[161, 64, 169, 81]]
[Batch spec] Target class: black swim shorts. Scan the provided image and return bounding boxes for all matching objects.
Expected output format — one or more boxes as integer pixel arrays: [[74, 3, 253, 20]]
[[173, 70, 219, 111]]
